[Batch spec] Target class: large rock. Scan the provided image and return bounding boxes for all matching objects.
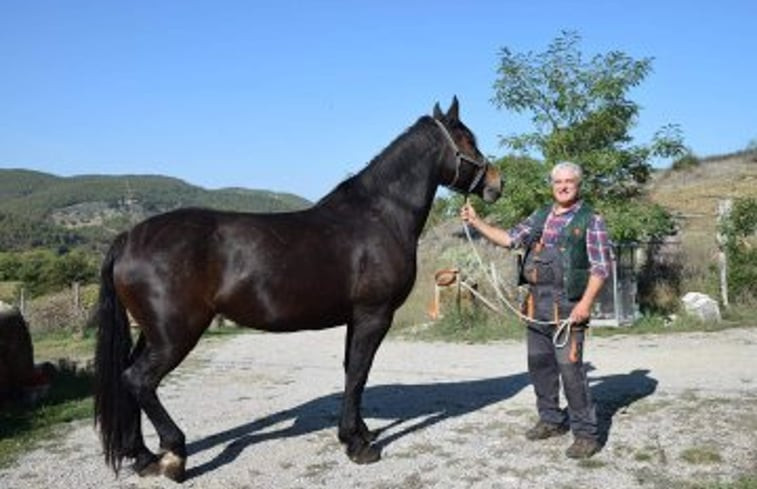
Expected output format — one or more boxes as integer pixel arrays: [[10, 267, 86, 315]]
[[0, 307, 36, 400], [681, 292, 721, 323]]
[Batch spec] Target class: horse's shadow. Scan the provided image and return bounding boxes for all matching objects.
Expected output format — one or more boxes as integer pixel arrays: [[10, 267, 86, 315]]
[[182, 366, 658, 480], [588, 366, 658, 445], [184, 372, 530, 480]]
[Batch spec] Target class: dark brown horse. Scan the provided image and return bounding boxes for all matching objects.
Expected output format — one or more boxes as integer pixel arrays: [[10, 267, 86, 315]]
[[93, 97, 502, 481]]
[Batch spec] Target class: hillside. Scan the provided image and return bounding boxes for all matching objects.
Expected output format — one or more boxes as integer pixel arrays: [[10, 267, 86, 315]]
[[647, 149, 757, 234], [0, 169, 312, 251]]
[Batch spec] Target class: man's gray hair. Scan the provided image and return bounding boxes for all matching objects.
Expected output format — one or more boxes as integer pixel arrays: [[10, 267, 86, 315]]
[[550, 161, 583, 182]]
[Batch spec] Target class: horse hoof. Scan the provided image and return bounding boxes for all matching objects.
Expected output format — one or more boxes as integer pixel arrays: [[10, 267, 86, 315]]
[[132, 451, 160, 477], [347, 441, 381, 464], [158, 451, 186, 482]]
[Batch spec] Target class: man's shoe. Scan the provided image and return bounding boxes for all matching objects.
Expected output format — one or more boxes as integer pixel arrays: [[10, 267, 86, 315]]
[[524, 421, 568, 441], [565, 437, 601, 459]]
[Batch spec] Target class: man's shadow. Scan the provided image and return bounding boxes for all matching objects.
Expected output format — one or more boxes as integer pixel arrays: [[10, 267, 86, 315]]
[[184, 372, 530, 480], [588, 366, 658, 445]]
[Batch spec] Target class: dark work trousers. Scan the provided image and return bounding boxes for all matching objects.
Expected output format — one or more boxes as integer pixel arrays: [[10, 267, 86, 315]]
[[526, 285, 598, 441]]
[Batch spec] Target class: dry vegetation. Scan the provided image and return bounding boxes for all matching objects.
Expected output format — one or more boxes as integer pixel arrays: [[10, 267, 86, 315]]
[[648, 150, 757, 301], [394, 219, 522, 332], [648, 150, 757, 234]]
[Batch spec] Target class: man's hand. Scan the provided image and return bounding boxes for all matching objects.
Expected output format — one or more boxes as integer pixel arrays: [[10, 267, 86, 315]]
[[569, 300, 592, 324], [570, 275, 606, 324], [460, 202, 479, 226], [459, 201, 513, 248]]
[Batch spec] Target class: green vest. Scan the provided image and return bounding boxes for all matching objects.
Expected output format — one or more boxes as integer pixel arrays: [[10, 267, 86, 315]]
[[531, 203, 594, 301]]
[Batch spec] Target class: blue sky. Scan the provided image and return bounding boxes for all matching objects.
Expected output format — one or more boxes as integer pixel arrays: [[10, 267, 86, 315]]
[[1, 1, 755, 202]]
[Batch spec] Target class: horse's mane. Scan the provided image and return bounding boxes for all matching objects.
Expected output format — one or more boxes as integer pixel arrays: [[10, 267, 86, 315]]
[[315, 116, 436, 208]]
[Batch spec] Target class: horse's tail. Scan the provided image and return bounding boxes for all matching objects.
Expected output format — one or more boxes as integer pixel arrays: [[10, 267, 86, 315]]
[[93, 231, 136, 473]]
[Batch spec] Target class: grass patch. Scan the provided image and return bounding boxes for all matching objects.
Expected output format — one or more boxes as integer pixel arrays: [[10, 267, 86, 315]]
[[688, 476, 757, 489], [203, 323, 257, 338], [396, 308, 525, 343], [591, 306, 757, 339], [32, 328, 96, 364], [680, 446, 723, 464], [0, 360, 93, 468], [634, 450, 654, 462], [577, 458, 606, 468], [0, 281, 22, 302]]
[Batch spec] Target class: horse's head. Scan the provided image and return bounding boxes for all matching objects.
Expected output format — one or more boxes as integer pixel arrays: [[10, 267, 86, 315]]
[[432, 97, 502, 203]]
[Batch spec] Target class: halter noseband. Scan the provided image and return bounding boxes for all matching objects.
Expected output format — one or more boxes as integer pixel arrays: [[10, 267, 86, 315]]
[[432, 118, 488, 195]]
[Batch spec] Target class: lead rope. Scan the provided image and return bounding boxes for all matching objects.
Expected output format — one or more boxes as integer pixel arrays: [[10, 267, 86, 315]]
[[460, 203, 573, 347]]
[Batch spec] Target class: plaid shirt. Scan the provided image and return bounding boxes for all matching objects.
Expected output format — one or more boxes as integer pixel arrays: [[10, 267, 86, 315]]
[[507, 201, 612, 279]]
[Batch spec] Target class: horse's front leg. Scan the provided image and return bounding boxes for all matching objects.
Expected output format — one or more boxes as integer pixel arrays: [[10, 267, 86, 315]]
[[342, 323, 378, 444], [339, 309, 392, 464]]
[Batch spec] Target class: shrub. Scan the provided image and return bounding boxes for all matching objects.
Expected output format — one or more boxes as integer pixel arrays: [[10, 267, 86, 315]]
[[671, 153, 700, 171], [721, 197, 757, 303]]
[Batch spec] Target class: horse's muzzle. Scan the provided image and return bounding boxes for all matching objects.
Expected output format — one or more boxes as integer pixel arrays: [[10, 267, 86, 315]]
[[481, 175, 503, 203]]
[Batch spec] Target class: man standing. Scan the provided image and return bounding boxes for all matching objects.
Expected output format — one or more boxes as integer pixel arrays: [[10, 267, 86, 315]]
[[460, 161, 610, 459]]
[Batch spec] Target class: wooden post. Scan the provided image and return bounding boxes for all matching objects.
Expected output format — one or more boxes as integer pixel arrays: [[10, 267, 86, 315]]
[[73, 281, 81, 313], [19, 286, 26, 316], [716, 199, 732, 308], [73, 280, 85, 338]]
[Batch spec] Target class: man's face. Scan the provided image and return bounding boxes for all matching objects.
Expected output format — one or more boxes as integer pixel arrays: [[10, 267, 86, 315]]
[[551, 168, 580, 206]]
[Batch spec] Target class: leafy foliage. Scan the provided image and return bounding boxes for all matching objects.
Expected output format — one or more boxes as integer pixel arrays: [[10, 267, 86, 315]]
[[0, 249, 98, 297], [486, 31, 685, 240], [721, 197, 757, 301], [487, 155, 552, 228]]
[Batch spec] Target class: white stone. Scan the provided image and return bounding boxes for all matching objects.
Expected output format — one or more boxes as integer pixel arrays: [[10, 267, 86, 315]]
[[681, 292, 721, 323]]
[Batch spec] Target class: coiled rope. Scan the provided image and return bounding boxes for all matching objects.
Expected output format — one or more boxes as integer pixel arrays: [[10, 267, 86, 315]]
[[460, 218, 573, 348]]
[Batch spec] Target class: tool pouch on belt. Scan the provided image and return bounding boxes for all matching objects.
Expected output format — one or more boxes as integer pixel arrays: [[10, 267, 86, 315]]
[[520, 242, 568, 323], [517, 207, 550, 287], [521, 242, 563, 287]]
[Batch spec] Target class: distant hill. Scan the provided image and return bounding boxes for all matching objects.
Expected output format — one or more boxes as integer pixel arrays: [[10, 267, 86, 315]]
[[647, 149, 757, 234], [0, 169, 312, 251]]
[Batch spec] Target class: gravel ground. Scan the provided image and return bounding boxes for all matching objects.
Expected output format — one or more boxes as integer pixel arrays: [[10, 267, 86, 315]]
[[1, 326, 756, 489]]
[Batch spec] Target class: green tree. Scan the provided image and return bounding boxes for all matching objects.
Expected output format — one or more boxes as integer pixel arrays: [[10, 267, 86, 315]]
[[489, 31, 685, 240]]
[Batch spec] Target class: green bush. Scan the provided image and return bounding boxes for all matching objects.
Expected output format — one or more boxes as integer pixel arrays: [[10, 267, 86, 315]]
[[671, 153, 700, 171], [0, 249, 98, 297], [721, 197, 757, 303]]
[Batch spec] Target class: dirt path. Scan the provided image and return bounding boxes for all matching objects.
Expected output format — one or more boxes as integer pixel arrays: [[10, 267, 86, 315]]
[[2, 327, 756, 489]]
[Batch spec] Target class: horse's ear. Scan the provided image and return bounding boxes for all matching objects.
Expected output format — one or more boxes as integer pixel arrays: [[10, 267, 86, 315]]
[[433, 102, 444, 120], [446, 96, 460, 121]]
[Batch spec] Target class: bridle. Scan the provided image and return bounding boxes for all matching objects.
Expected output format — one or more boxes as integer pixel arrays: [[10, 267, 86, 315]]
[[432, 118, 489, 195]]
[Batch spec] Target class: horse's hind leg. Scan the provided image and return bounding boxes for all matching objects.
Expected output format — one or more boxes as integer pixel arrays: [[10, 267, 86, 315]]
[[121, 334, 161, 476], [339, 308, 392, 464], [122, 324, 204, 482]]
